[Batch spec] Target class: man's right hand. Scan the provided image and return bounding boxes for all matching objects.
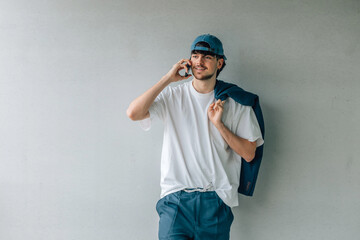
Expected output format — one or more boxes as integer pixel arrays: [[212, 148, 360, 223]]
[[164, 59, 192, 83]]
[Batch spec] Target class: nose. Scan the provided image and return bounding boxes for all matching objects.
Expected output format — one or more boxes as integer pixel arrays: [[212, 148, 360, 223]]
[[195, 56, 205, 65]]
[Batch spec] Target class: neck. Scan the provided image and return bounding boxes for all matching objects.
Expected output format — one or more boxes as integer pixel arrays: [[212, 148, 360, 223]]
[[192, 77, 217, 94]]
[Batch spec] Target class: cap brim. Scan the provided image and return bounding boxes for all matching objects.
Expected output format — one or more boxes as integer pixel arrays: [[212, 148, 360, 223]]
[[191, 46, 227, 60]]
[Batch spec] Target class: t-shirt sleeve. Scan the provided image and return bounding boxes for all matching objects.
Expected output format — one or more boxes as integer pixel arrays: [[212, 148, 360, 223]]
[[139, 87, 168, 131], [233, 105, 264, 147]]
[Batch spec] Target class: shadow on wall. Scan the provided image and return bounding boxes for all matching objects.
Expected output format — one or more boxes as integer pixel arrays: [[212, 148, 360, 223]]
[[255, 101, 282, 202], [231, 58, 286, 204]]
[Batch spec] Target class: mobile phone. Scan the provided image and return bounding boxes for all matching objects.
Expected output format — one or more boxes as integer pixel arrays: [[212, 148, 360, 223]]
[[184, 64, 191, 77]]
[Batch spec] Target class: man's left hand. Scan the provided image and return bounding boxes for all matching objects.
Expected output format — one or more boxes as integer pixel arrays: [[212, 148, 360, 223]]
[[208, 99, 226, 128]]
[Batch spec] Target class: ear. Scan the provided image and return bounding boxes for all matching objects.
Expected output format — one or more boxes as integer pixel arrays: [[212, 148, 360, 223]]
[[217, 58, 224, 69]]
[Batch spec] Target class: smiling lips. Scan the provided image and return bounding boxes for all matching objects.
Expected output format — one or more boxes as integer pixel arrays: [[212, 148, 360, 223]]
[[194, 66, 206, 71]]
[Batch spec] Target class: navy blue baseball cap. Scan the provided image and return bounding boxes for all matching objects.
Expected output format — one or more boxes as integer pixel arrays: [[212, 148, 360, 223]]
[[190, 34, 227, 60]]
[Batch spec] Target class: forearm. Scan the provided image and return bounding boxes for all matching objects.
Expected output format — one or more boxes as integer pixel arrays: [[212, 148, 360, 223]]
[[215, 122, 256, 162], [127, 75, 171, 121]]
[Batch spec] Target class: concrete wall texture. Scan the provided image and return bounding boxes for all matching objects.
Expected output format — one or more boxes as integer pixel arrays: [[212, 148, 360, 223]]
[[1, 0, 359, 239]]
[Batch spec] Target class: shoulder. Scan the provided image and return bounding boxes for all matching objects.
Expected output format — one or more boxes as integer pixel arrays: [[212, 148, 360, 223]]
[[159, 81, 191, 101], [163, 81, 191, 95], [226, 97, 251, 111], [215, 79, 258, 106], [224, 98, 253, 119]]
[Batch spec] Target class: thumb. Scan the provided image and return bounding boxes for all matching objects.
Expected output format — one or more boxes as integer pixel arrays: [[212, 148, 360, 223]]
[[208, 103, 215, 111]]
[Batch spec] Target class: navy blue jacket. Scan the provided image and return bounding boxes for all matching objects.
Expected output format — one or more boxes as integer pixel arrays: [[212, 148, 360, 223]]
[[214, 80, 265, 196]]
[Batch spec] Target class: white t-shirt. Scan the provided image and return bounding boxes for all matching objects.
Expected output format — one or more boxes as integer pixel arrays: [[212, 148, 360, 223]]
[[141, 80, 264, 207]]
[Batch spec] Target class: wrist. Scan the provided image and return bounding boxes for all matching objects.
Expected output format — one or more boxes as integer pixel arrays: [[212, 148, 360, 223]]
[[214, 121, 225, 129], [161, 74, 173, 84]]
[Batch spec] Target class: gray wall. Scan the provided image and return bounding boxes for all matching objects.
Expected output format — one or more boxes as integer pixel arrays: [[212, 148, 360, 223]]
[[1, 0, 359, 239]]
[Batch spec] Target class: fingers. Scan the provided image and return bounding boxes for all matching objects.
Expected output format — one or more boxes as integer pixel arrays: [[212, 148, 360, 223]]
[[177, 59, 189, 68], [178, 59, 191, 70], [208, 102, 215, 111], [176, 59, 192, 79], [214, 99, 226, 108], [208, 99, 226, 112], [178, 59, 191, 66], [185, 60, 192, 74]]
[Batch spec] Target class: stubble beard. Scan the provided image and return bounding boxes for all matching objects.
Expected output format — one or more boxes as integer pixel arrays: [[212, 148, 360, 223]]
[[192, 69, 217, 81]]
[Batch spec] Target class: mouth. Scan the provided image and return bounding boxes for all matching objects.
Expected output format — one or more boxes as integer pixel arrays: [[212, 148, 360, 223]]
[[194, 66, 206, 71]]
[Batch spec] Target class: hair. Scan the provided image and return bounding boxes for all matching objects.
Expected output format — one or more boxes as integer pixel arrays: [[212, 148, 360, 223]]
[[191, 42, 226, 77]]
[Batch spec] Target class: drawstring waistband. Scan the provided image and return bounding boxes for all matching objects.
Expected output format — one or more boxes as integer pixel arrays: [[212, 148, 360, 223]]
[[183, 182, 214, 193]]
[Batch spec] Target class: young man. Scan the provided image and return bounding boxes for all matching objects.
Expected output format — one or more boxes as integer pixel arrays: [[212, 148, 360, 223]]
[[127, 34, 264, 240]]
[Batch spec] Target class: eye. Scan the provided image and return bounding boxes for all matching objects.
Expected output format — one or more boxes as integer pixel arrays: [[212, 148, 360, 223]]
[[205, 56, 213, 59]]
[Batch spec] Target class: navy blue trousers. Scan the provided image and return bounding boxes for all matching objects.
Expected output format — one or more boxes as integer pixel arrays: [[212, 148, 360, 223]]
[[156, 190, 233, 240]]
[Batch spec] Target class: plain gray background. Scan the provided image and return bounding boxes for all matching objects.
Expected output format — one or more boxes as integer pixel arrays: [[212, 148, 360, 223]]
[[1, 0, 359, 239]]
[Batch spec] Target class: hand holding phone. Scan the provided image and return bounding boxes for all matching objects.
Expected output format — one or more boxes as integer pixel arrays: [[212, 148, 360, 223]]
[[184, 64, 191, 77], [167, 59, 192, 82]]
